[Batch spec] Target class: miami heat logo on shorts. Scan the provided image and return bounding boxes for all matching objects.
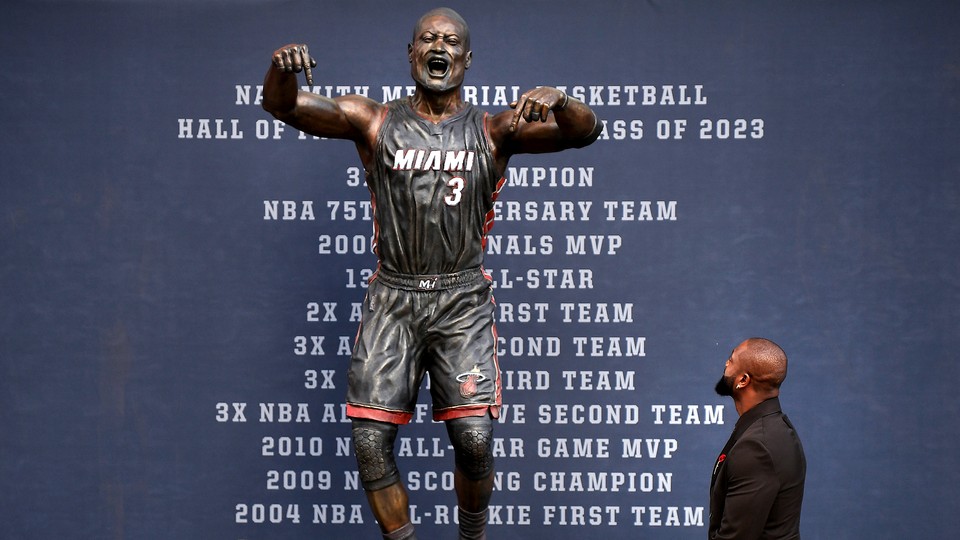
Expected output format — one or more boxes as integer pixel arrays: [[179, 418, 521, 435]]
[[455, 365, 487, 398]]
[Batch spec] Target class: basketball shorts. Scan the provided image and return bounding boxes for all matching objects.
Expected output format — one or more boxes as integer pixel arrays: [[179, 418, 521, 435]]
[[345, 266, 502, 424]]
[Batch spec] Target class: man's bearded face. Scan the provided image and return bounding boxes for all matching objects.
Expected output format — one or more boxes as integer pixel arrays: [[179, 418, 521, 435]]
[[714, 373, 736, 396]]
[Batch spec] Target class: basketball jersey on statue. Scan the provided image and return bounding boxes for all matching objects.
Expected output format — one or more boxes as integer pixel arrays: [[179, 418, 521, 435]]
[[366, 99, 504, 275]]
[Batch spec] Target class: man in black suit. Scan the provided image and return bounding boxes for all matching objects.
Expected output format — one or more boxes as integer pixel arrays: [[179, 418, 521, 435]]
[[710, 338, 806, 539]]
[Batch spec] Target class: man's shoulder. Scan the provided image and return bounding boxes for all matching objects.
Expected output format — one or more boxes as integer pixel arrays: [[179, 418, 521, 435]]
[[744, 410, 802, 455]]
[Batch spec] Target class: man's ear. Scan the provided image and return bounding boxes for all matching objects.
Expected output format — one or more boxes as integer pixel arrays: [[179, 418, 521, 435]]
[[465, 50, 472, 69], [736, 373, 750, 390]]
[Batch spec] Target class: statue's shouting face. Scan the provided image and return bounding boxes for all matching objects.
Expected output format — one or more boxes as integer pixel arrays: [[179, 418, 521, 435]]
[[408, 11, 472, 94]]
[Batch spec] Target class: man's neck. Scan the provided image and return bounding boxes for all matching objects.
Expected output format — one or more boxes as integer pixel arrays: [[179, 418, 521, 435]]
[[734, 390, 778, 416], [411, 89, 464, 123]]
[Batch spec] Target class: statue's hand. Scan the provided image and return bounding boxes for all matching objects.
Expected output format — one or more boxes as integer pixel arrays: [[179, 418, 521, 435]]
[[508, 87, 567, 132], [271, 44, 317, 85]]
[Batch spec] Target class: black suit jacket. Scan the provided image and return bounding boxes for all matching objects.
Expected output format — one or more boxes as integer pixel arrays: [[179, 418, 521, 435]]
[[709, 397, 806, 539]]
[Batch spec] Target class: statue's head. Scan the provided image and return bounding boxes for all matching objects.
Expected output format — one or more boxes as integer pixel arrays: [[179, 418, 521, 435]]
[[408, 8, 472, 93]]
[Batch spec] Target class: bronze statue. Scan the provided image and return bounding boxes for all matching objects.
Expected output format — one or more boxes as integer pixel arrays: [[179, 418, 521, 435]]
[[263, 7, 601, 540]]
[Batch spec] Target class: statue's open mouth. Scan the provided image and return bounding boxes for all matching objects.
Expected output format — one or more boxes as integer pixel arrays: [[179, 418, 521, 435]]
[[428, 57, 449, 77]]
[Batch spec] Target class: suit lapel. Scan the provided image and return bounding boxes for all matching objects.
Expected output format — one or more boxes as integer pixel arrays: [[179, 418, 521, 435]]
[[711, 397, 782, 487]]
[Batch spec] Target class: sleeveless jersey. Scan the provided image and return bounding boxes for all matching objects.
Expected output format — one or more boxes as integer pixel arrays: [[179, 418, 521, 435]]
[[367, 99, 505, 275]]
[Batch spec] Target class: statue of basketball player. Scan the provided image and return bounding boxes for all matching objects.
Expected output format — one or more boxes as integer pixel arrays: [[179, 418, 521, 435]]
[[263, 7, 601, 539]]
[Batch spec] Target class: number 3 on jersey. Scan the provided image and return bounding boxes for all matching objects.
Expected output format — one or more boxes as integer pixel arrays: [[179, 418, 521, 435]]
[[444, 176, 465, 206]]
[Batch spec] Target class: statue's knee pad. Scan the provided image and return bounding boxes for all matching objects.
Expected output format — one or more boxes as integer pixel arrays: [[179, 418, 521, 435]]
[[352, 420, 401, 491], [446, 415, 494, 480]]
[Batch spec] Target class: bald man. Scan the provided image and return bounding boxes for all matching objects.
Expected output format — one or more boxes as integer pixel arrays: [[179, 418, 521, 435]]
[[709, 338, 806, 539]]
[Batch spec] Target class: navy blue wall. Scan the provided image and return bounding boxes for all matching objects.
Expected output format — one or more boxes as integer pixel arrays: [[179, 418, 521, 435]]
[[2, 1, 958, 538]]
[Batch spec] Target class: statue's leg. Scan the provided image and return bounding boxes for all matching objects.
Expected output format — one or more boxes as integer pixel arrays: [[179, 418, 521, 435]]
[[353, 419, 417, 540], [446, 415, 494, 540]]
